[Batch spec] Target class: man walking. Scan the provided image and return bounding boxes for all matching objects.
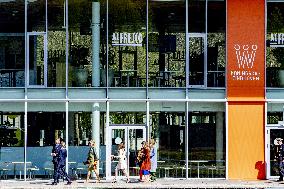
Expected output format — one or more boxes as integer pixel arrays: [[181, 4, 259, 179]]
[[51, 138, 61, 185], [55, 141, 72, 185]]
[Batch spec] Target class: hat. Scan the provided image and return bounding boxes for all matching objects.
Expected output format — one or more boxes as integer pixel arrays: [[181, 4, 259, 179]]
[[141, 141, 146, 145]]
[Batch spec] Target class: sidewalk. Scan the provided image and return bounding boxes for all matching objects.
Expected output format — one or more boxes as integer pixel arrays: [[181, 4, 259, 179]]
[[1, 178, 284, 189]]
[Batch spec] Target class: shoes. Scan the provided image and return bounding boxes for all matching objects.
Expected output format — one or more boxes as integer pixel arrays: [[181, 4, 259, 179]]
[[126, 179, 130, 183], [66, 181, 72, 185], [51, 182, 57, 185], [277, 179, 283, 182], [96, 178, 101, 183], [112, 179, 117, 183]]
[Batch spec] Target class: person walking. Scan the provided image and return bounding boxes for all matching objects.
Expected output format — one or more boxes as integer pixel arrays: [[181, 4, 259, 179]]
[[51, 138, 61, 185], [112, 142, 130, 183], [141, 141, 151, 182], [277, 138, 284, 181], [85, 140, 100, 183], [55, 141, 72, 185], [137, 141, 145, 181], [150, 139, 157, 181]]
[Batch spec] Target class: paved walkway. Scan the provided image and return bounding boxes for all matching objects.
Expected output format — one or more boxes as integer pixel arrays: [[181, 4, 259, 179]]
[[1, 178, 284, 189]]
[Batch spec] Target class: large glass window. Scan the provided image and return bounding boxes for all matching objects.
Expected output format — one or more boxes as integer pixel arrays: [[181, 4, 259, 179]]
[[267, 2, 284, 88], [207, 1, 225, 87], [149, 102, 186, 178], [69, 102, 106, 179], [187, 111, 225, 178], [149, 1, 186, 88], [188, 0, 225, 88], [108, 1, 146, 88], [0, 103, 25, 179], [47, 1, 66, 87], [0, 1, 25, 87], [27, 103, 66, 179]]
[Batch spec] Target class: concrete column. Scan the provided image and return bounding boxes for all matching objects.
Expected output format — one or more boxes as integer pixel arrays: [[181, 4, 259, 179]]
[[92, 1, 100, 87], [216, 112, 224, 165], [92, 103, 100, 174]]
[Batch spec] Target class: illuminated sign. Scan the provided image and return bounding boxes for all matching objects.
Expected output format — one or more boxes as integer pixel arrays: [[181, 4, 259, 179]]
[[230, 44, 260, 81], [112, 32, 143, 46], [270, 33, 284, 47]]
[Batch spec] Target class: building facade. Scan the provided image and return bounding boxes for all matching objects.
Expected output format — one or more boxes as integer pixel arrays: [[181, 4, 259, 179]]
[[0, 0, 283, 181]]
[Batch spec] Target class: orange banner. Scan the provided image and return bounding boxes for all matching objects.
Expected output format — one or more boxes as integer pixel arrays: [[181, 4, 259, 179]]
[[228, 102, 265, 180], [227, 0, 265, 98]]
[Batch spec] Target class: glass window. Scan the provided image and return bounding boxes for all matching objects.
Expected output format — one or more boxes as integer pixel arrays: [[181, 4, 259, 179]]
[[0, 1, 25, 87], [188, 108, 225, 178], [188, 0, 205, 33], [150, 102, 186, 178], [0, 102, 25, 179], [108, 0, 146, 87], [267, 2, 284, 87], [149, 1, 185, 88], [207, 0, 225, 87]]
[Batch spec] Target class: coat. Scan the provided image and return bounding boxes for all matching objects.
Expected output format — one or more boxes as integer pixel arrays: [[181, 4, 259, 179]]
[[117, 149, 127, 170], [141, 147, 151, 171], [150, 146, 157, 172], [52, 144, 61, 164], [58, 147, 67, 166]]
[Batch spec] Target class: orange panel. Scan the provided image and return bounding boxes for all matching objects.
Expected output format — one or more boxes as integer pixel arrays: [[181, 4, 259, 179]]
[[228, 102, 265, 180], [227, 0, 265, 98]]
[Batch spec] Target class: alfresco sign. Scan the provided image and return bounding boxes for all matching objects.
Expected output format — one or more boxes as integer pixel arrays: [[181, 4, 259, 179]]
[[112, 32, 143, 46], [270, 33, 284, 47]]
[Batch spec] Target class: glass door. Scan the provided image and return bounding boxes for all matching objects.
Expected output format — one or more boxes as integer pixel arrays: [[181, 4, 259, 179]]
[[107, 125, 146, 180], [27, 33, 47, 87], [26, 0, 48, 88], [267, 127, 284, 179], [188, 33, 206, 88]]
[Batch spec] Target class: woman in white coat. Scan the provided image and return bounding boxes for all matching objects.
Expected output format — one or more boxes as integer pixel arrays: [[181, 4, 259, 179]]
[[112, 142, 130, 183], [150, 139, 157, 181]]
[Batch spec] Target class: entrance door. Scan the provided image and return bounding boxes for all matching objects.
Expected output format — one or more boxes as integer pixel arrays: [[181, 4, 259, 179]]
[[266, 127, 284, 179], [188, 33, 206, 88], [106, 125, 146, 180]]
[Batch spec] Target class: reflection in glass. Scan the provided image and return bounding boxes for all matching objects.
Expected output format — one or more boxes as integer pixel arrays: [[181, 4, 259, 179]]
[[269, 129, 284, 177], [149, 1, 185, 88], [0, 1, 25, 87], [150, 112, 186, 178], [28, 34, 45, 86], [108, 0, 146, 87], [188, 112, 225, 178], [267, 3, 284, 87], [27, 0, 46, 32]]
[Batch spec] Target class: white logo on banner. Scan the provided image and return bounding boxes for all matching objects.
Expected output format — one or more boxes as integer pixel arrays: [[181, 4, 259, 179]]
[[230, 44, 260, 81], [234, 44, 257, 69]]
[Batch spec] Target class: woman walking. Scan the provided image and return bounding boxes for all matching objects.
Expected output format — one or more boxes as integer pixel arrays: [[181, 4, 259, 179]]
[[112, 142, 130, 183], [150, 139, 157, 181], [141, 141, 151, 182], [85, 140, 100, 183]]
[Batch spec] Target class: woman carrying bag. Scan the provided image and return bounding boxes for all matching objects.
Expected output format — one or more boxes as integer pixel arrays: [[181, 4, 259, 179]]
[[85, 140, 100, 183]]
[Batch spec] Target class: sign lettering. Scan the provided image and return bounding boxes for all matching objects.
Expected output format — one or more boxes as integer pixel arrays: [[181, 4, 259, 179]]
[[112, 32, 143, 46]]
